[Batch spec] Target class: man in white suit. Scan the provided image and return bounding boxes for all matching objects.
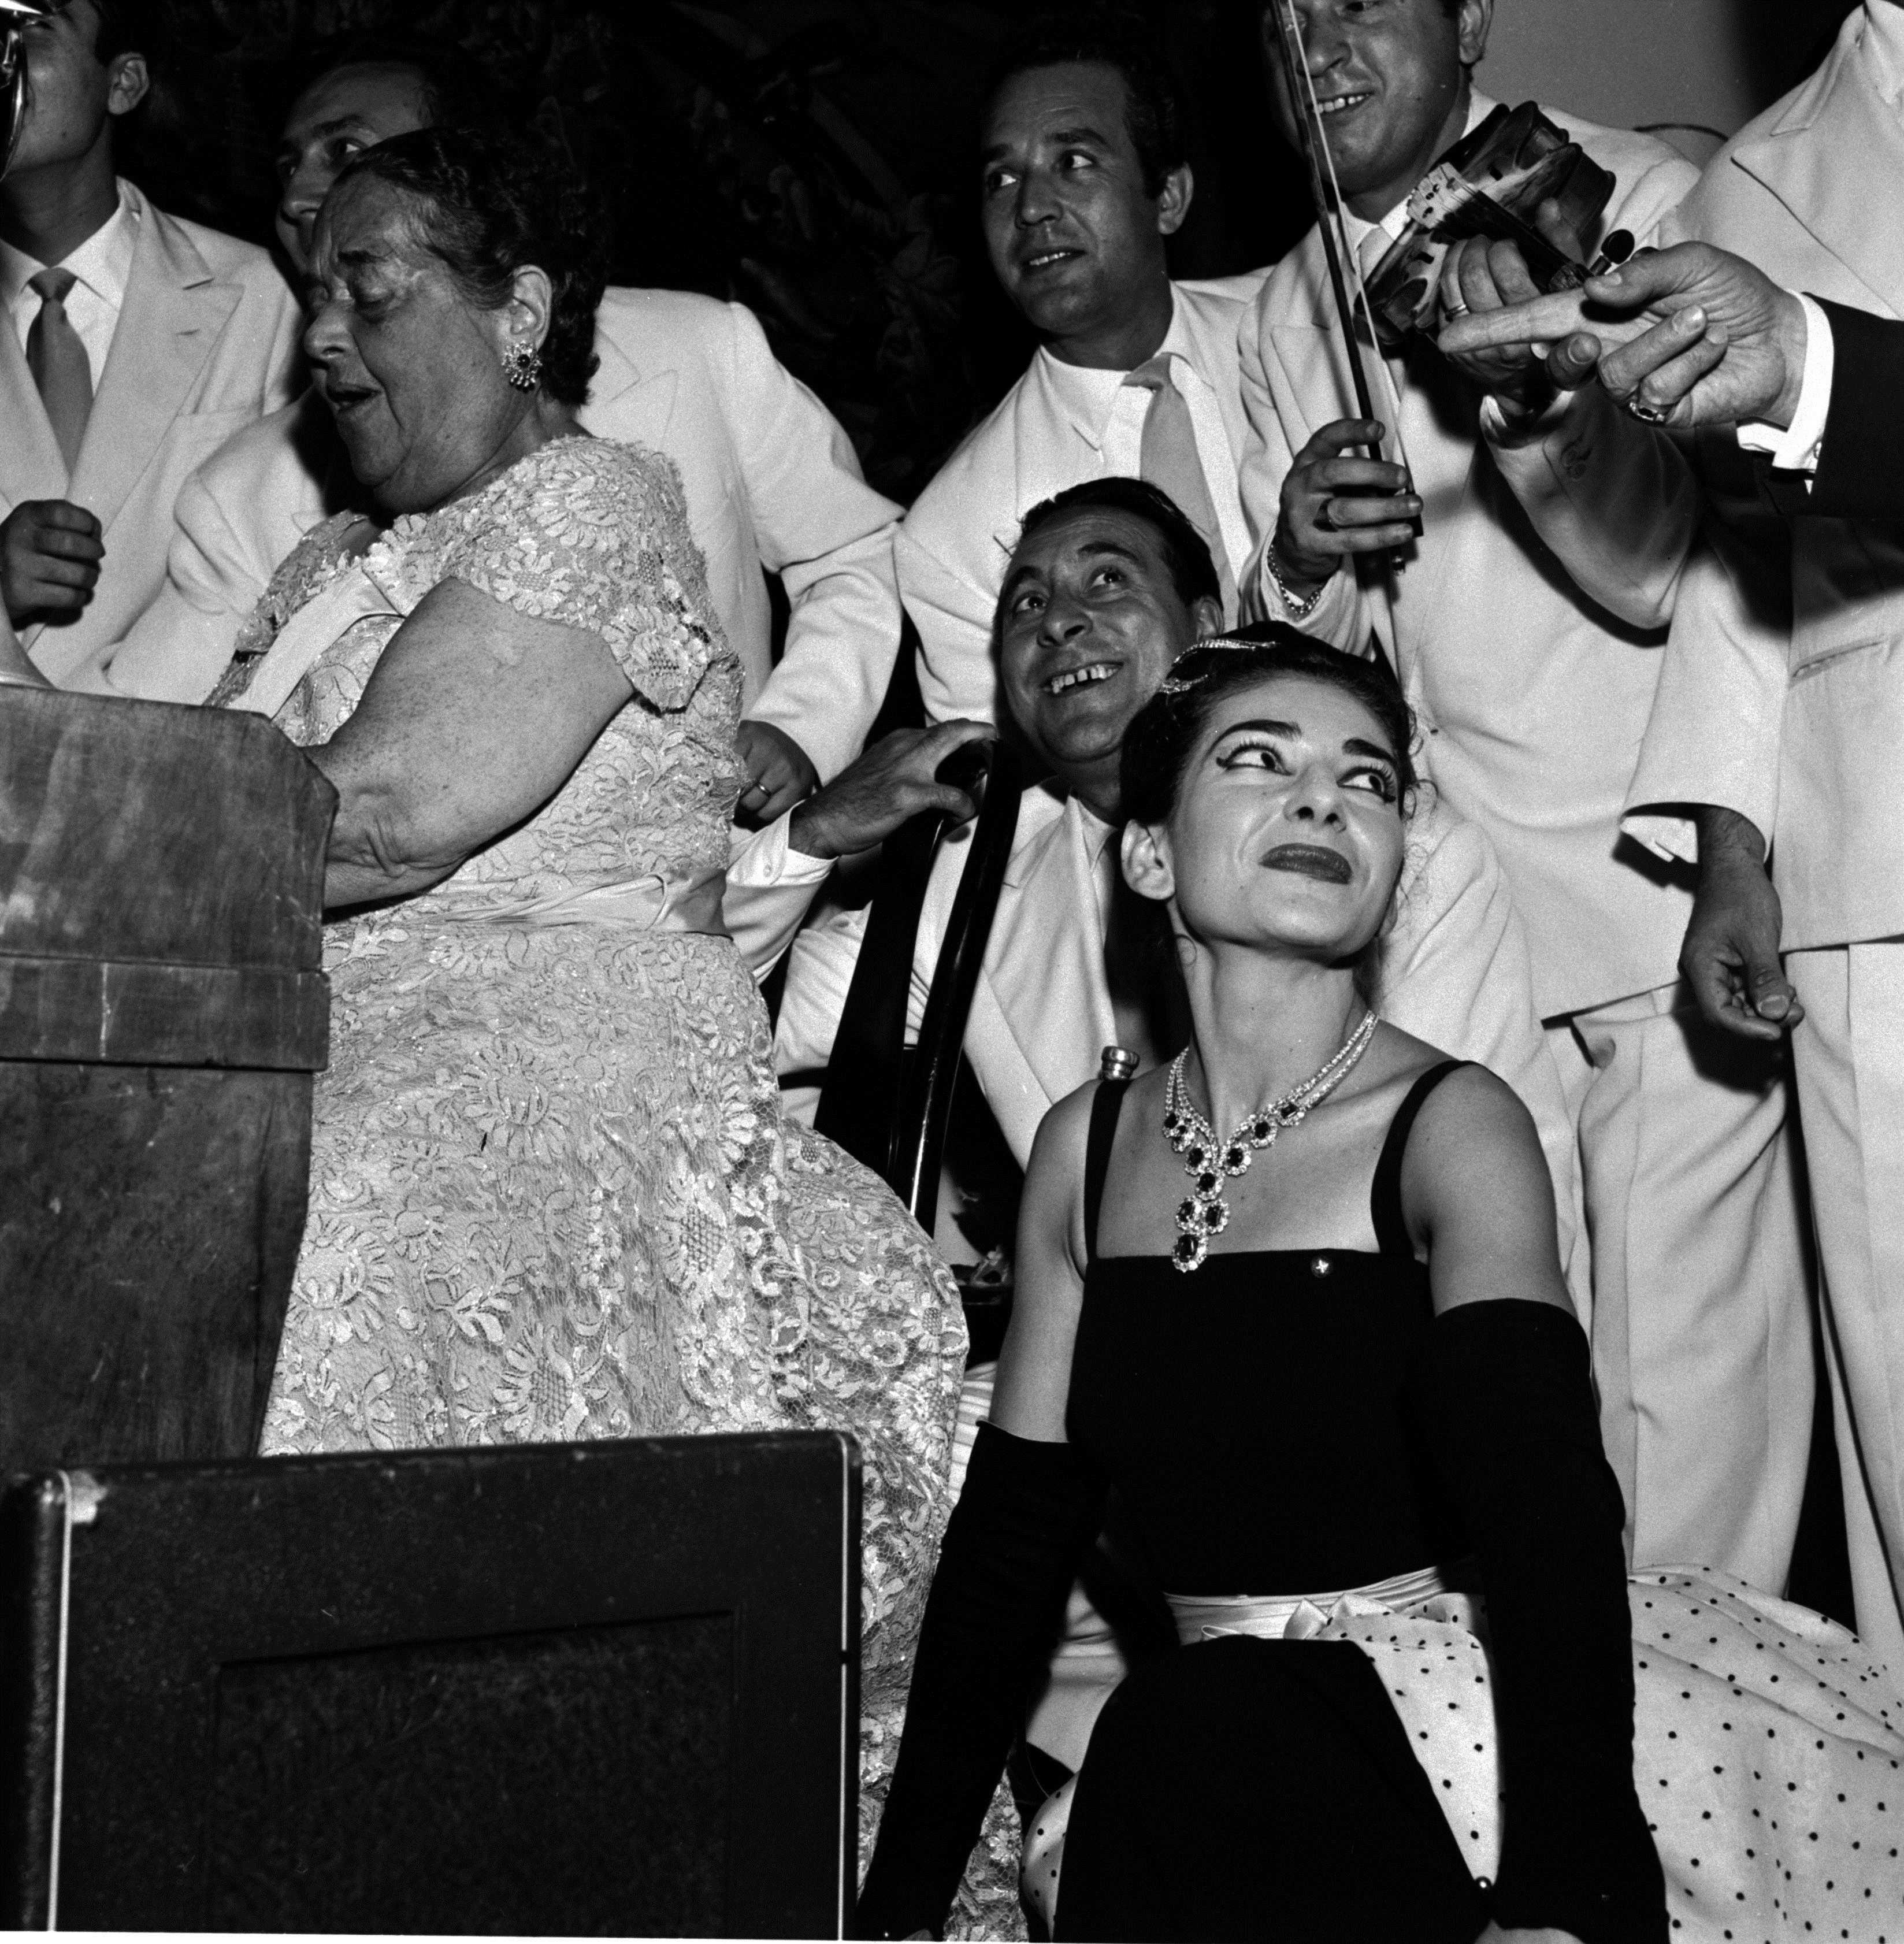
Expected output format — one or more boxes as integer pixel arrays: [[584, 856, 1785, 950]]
[[898, 14, 1265, 730], [0, 0, 301, 687], [1235, 0, 1814, 1597], [97, 35, 904, 811], [1611, 0, 1904, 1683]]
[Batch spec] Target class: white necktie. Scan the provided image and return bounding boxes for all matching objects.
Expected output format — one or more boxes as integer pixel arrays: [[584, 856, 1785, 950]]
[[1124, 354, 1237, 618]]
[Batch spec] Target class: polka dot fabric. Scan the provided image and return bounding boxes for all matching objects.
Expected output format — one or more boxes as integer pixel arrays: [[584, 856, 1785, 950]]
[[1630, 1568, 1904, 1941], [1289, 1588, 1503, 1877], [1019, 1567, 1904, 1938]]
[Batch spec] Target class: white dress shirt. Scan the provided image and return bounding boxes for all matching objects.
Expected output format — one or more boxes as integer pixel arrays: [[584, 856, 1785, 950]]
[[1031, 291, 1255, 587], [0, 183, 139, 388]]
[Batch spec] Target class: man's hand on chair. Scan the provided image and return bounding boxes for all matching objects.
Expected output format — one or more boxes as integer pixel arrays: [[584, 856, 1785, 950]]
[[788, 721, 994, 862]]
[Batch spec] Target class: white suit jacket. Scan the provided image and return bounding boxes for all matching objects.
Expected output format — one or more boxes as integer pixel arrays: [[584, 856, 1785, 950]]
[[771, 780, 1582, 1276], [899, 273, 1269, 729], [1236, 103, 1701, 1020], [1624, 6, 1904, 952], [101, 287, 903, 782], [5, 182, 302, 689]]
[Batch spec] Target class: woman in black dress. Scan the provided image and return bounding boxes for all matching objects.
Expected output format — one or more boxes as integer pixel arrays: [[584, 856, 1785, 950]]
[[859, 629, 1904, 1944]]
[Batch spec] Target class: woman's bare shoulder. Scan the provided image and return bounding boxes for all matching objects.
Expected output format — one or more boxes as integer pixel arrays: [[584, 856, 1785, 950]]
[[1029, 1077, 1108, 1182]]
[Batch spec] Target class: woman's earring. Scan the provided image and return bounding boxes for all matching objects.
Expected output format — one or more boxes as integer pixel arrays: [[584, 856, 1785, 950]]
[[502, 340, 543, 392]]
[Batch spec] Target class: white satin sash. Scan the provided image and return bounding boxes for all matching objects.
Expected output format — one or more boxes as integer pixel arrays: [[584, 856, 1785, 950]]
[[1166, 1560, 1451, 1644], [424, 867, 730, 938], [227, 557, 404, 721]]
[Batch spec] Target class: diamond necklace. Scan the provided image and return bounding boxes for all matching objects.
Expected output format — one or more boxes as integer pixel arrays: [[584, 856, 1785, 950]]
[[1162, 1009, 1379, 1272]]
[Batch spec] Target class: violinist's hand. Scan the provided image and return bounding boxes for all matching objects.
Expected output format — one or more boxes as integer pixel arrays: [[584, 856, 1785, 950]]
[[1272, 418, 1421, 596], [1437, 198, 1601, 413]]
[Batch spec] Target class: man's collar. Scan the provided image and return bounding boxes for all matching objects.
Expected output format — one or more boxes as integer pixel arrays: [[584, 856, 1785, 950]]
[[1342, 88, 1496, 251], [0, 177, 138, 313], [1861, 0, 1904, 105], [1074, 794, 1119, 859], [1034, 280, 1202, 440]]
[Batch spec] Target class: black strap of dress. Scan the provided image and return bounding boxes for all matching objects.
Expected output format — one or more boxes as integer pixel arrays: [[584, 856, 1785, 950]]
[[1083, 1076, 1130, 1268], [1369, 1059, 1468, 1257], [1084, 1061, 1467, 1266]]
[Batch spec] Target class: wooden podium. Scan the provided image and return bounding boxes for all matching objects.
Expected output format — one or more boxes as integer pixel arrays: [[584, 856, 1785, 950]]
[[0, 688, 334, 1469]]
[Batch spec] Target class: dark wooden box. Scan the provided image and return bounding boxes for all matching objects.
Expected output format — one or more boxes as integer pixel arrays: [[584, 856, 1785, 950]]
[[0, 1432, 861, 1935], [0, 688, 334, 1467]]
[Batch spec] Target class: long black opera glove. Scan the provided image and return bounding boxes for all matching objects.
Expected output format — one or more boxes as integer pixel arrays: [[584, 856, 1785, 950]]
[[856, 1423, 1107, 1941], [1412, 1300, 1667, 1944]]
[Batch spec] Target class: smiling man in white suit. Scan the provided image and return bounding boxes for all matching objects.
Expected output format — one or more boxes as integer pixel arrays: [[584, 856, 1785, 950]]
[[0, 0, 302, 687], [96, 32, 905, 819], [1234, 0, 1816, 1601]]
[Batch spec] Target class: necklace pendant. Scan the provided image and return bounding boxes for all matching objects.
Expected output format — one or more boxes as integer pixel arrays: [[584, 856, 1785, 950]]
[[1159, 1018, 1379, 1272], [1177, 1195, 1229, 1236]]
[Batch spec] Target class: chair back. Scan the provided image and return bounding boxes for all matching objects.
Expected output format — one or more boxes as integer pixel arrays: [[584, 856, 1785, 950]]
[[813, 741, 1022, 1231], [0, 1433, 859, 1937]]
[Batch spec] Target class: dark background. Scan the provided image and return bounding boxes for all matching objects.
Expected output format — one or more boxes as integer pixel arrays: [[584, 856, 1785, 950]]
[[114, 0, 1313, 503], [117, 0, 1859, 505]]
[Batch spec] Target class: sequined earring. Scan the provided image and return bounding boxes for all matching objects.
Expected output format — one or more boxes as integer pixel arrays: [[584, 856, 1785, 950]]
[[502, 340, 543, 392]]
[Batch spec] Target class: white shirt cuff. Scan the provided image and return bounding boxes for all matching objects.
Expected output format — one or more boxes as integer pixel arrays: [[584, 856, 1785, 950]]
[[726, 811, 834, 888], [1737, 293, 1833, 474], [1620, 809, 1699, 868]]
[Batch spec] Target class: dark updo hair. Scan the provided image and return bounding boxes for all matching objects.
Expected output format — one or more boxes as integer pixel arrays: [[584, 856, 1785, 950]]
[[987, 8, 1190, 198], [333, 127, 606, 407], [1121, 621, 1419, 830], [1014, 476, 1222, 613]]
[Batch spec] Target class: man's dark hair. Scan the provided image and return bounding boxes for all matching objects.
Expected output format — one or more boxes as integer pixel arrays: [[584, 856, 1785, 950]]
[[90, 0, 164, 70], [290, 29, 506, 133], [1016, 476, 1222, 612], [336, 127, 606, 406], [985, 8, 1190, 198]]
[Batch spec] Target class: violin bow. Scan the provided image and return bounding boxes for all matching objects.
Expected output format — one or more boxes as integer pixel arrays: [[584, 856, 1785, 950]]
[[1267, 0, 1419, 526]]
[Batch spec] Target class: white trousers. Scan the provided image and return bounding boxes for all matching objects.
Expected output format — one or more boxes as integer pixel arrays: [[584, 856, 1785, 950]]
[[1787, 941, 1904, 1692], [1548, 980, 1813, 1593]]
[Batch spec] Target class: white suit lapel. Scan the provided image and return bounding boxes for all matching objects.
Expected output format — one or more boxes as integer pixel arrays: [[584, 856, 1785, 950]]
[[580, 317, 679, 449], [1732, 27, 1904, 318], [69, 192, 239, 536], [982, 793, 1119, 1124]]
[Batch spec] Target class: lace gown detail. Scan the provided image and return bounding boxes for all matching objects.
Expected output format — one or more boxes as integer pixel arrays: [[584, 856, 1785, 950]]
[[221, 437, 966, 1873]]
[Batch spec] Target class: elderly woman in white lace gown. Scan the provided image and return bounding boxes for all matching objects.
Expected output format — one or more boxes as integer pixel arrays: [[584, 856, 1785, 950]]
[[210, 126, 966, 1874]]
